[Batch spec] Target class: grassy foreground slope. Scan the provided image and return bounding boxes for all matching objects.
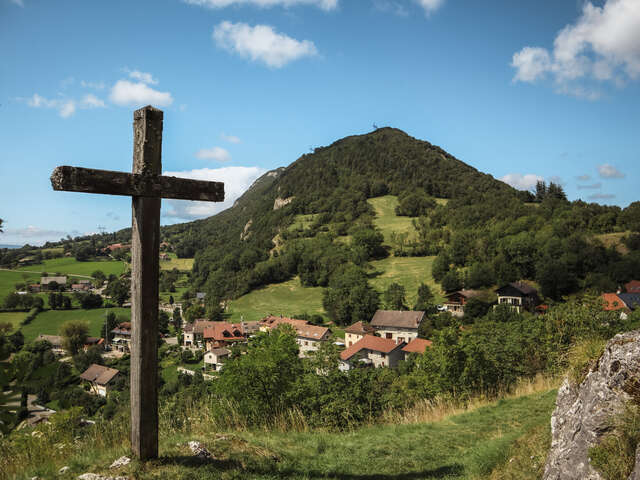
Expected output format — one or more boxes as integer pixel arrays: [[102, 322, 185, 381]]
[[6, 388, 556, 479]]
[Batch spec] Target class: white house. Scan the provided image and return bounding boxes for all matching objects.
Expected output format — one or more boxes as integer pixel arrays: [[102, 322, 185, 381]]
[[370, 310, 425, 345], [80, 364, 119, 397], [295, 324, 331, 357], [339, 335, 406, 371], [204, 348, 230, 371], [344, 321, 375, 347]]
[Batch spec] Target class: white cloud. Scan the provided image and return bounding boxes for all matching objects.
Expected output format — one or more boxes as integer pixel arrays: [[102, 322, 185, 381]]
[[511, 47, 552, 82], [511, 0, 640, 97], [1, 226, 81, 246], [221, 133, 241, 144], [577, 182, 602, 189], [195, 146, 232, 162], [213, 21, 318, 68], [9, 0, 24, 6], [109, 80, 173, 107], [598, 163, 625, 178], [373, 0, 408, 16], [81, 94, 106, 108], [59, 101, 76, 118], [416, 0, 444, 15], [162, 166, 266, 220], [128, 70, 158, 85], [80, 80, 106, 90], [183, 0, 337, 10], [588, 193, 616, 200], [500, 173, 544, 191]]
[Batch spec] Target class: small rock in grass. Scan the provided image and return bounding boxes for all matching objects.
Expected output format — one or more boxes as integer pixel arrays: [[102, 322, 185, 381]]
[[188, 440, 213, 459], [109, 456, 131, 469], [59, 466, 70, 474]]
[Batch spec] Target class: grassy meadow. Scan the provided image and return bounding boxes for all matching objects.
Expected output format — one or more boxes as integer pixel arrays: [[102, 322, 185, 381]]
[[0, 312, 27, 332], [160, 253, 194, 272], [20, 307, 131, 342], [1, 386, 557, 480], [367, 195, 417, 245], [227, 277, 325, 322], [16, 257, 126, 277], [369, 255, 444, 304]]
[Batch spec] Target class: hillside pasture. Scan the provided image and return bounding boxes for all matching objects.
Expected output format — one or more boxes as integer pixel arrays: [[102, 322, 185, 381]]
[[20, 307, 131, 343], [592, 231, 630, 255], [287, 214, 318, 232], [0, 269, 41, 301], [367, 196, 417, 245], [16, 257, 126, 278], [160, 253, 193, 271], [227, 277, 325, 322], [369, 256, 443, 304], [0, 312, 27, 332]]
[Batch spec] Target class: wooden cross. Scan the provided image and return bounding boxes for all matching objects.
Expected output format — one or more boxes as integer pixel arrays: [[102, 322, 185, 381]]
[[50, 105, 224, 460]]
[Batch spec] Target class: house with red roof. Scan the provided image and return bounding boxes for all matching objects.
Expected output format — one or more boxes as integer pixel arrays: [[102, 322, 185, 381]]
[[601, 293, 627, 311], [259, 315, 331, 357], [402, 338, 432, 355], [339, 335, 406, 370], [203, 322, 246, 350], [625, 280, 640, 294]]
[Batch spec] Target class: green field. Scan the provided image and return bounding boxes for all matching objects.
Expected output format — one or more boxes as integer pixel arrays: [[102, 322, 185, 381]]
[[370, 255, 443, 304], [20, 307, 131, 342], [592, 231, 631, 255], [0, 270, 41, 301], [9, 387, 557, 479], [288, 213, 318, 232], [367, 196, 417, 245], [160, 253, 194, 272], [227, 277, 325, 322], [16, 257, 126, 277], [0, 312, 27, 332]]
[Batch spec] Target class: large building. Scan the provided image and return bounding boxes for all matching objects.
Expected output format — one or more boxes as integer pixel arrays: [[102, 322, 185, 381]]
[[370, 310, 425, 345], [110, 322, 132, 352]]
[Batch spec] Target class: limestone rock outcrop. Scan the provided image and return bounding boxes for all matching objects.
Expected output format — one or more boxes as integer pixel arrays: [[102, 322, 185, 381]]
[[543, 330, 640, 480]]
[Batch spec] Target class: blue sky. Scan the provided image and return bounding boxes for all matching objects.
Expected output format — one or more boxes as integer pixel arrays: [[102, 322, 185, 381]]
[[1, 0, 639, 245]]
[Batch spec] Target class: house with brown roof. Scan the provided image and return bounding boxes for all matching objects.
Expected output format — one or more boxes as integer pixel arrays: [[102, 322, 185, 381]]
[[295, 324, 331, 357], [183, 320, 248, 348], [79, 364, 119, 397], [259, 315, 310, 332], [443, 290, 482, 317], [344, 321, 375, 347], [36, 334, 65, 355], [370, 310, 425, 345], [40, 276, 67, 290], [495, 282, 540, 313], [339, 335, 406, 370], [204, 347, 230, 371], [83, 337, 104, 351], [402, 338, 432, 355]]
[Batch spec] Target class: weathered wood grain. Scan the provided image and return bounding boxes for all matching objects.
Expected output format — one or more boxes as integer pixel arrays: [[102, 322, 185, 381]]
[[130, 106, 162, 460], [50, 166, 224, 202]]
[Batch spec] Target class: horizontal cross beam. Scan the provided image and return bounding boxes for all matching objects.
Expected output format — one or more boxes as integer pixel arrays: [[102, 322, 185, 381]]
[[50, 165, 224, 202]]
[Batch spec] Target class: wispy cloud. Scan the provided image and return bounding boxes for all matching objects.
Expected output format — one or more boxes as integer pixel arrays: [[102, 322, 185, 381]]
[[109, 80, 173, 107], [9, 0, 24, 6], [127, 69, 158, 85], [416, 0, 444, 16], [576, 174, 591, 181], [221, 133, 241, 144], [577, 182, 602, 189], [500, 173, 544, 191], [1, 225, 82, 246], [598, 163, 625, 179], [588, 193, 616, 200], [213, 21, 318, 68], [373, 0, 408, 16], [195, 146, 232, 162], [511, 0, 640, 99], [80, 80, 106, 90], [162, 166, 266, 220]]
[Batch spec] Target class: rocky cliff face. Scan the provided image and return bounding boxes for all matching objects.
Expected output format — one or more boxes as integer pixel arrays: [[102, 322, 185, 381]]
[[543, 330, 640, 480]]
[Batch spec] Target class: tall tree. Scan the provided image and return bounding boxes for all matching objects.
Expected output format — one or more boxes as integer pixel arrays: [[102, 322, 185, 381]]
[[383, 282, 407, 310], [60, 320, 89, 355]]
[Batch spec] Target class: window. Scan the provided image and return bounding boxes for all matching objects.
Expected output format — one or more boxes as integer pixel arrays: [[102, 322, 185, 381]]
[[398, 337, 404, 344], [386, 333, 392, 339]]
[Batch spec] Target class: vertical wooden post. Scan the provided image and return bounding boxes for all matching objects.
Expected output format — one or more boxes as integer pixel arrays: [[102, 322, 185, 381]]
[[130, 106, 163, 460]]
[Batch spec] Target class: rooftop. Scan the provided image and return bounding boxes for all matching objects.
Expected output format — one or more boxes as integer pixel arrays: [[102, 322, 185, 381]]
[[402, 338, 432, 354], [79, 364, 119, 385], [340, 335, 404, 361], [370, 310, 425, 329]]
